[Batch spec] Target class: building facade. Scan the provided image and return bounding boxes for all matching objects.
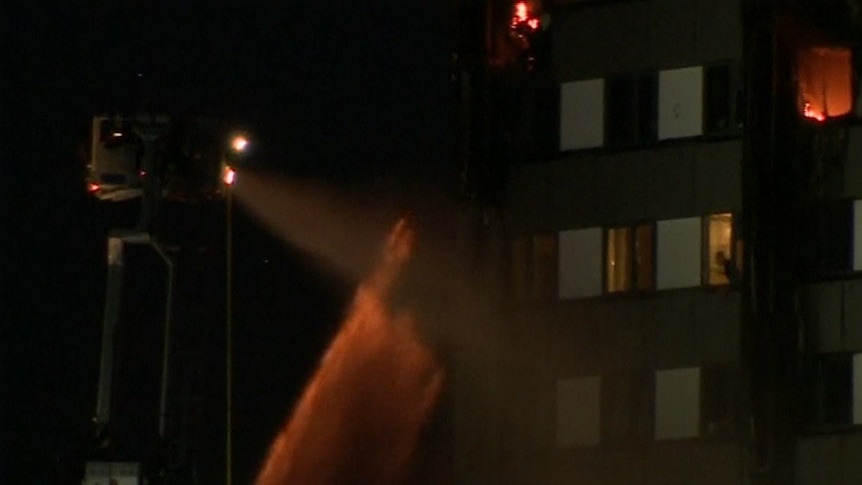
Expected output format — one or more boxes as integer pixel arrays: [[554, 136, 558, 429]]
[[491, 1, 862, 484]]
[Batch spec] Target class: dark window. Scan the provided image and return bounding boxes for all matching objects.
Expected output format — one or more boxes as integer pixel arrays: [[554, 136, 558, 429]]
[[637, 73, 658, 142], [606, 77, 636, 147], [701, 367, 738, 439], [509, 235, 558, 303], [811, 200, 852, 275], [532, 234, 558, 301], [604, 73, 657, 147], [805, 353, 852, 429], [601, 371, 654, 446], [705, 65, 732, 133]]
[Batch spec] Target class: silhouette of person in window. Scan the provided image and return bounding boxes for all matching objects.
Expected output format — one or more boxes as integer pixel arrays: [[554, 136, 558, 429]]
[[715, 251, 741, 287]]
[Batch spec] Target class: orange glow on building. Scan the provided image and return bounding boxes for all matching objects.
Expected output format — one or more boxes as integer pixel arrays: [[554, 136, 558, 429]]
[[87, 182, 100, 193], [797, 47, 853, 122]]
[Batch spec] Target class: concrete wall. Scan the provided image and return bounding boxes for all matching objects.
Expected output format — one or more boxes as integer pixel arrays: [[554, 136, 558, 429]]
[[553, 0, 743, 81], [506, 140, 742, 233]]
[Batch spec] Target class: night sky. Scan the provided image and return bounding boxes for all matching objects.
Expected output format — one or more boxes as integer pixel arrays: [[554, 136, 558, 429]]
[[2, 3, 453, 484]]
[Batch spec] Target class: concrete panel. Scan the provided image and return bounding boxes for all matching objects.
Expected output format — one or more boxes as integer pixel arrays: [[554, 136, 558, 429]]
[[695, 0, 743, 62], [645, 442, 739, 485], [657, 217, 702, 290], [560, 79, 605, 150], [558, 228, 603, 299], [693, 142, 743, 213], [555, 301, 649, 375], [651, 2, 699, 70], [796, 435, 842, 485], [556, 377, 601, 447], [659, 66, 704, 140], [843, 279, 862, 350], [805, 282, 844, 352], [553, 0, 742, 82], [842, 433, 862, 484], [646, 290, 740, 368], [553, 2, 651, 80], [505, 140, 742, 234], [655, 367, 700, 440]]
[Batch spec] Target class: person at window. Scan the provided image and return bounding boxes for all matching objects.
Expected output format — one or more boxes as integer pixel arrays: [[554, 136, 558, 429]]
[[716, 251, 741, 287]]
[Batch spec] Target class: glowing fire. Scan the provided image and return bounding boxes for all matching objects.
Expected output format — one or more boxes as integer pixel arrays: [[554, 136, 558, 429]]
[[802, 102, 826, 122], [254, 217, 444, 485], [797, 46, 852, 123], [510, 1, 540, 34]]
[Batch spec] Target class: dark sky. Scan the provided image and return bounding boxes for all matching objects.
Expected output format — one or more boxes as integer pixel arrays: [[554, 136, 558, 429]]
[[2, 3, 454, 484]]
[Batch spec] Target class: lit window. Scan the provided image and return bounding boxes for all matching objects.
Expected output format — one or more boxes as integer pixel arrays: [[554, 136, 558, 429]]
[[704, 213, 734, 285], [607, 227, 632, 293], [606, 223, 654, 293], [797, 47, 852, 122]]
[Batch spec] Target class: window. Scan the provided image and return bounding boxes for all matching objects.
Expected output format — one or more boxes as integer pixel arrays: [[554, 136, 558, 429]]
[[606, 77, 636, 147], [558, 228, 603, 299], [510, 238, 530, 301], [605, 73, 657, 147], [605, 223, 654, 293], [560, 79, 605, 150], [508, 235, 558, 303], [805, 353, 852, 428], [797, 47, 852, 122], [532, 234, 558, 301], [704, 64, 736, 134], [655, 367, 701, 440], [606, 227, 632, 292], [601, 371, 654, 445], [658, 66, 703, 140], [557, 376, 601, 447], [701, 367, 738, 439], [656, 217, 702, 290], [704, 213, 735, 286]]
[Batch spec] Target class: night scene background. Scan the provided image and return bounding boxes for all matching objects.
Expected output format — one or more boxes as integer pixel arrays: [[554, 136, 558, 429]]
[[2, 2, 453, 484]]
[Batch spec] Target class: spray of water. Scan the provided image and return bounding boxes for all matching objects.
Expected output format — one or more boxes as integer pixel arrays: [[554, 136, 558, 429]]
[[248, 211, 444, 484], [234, 169, 512, 484]]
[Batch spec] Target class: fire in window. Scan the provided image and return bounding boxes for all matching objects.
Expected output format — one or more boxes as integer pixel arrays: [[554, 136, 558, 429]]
[[797, 47, 853, 122]]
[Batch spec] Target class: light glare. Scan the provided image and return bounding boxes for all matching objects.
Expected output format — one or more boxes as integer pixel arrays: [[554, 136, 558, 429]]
[[223, 167, 237, 186], [231, 136, 249, 152]]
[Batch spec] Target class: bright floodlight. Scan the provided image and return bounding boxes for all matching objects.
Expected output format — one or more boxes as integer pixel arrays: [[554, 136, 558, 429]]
[[231, 136, 249, 153], [223, 166, 237, 186]]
